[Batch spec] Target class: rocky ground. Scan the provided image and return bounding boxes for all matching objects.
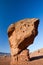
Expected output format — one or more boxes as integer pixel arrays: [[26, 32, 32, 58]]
[[0, 48, 43, 65]]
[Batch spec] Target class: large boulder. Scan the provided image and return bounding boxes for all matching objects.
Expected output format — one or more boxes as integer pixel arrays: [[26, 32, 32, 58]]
[[7, 18, 39, 56]]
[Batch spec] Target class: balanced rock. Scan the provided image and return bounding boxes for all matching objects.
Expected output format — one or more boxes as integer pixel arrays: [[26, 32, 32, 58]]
[[7, 18, 39, 57]]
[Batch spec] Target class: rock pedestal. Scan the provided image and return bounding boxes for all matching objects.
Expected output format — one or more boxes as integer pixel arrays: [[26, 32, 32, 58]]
[[7, 18, 39, 64], [18, 49, 30, 61], [10, 49, 29, 65]]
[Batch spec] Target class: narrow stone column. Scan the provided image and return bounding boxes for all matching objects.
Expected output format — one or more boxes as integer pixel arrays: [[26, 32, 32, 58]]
[[18, 49, 30, 61]]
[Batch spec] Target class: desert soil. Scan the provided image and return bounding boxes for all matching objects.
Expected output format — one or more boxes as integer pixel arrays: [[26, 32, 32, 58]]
[[0, 48, 43, 65], [0, 56, 43, 65]]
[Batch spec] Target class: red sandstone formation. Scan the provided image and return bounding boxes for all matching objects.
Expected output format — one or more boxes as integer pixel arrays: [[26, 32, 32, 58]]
[[7, 18, 39, 64]]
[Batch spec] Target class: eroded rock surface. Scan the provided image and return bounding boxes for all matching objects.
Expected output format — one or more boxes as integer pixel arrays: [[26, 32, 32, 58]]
[[10, 49, 29, 65], [7, 18, 39, 64]]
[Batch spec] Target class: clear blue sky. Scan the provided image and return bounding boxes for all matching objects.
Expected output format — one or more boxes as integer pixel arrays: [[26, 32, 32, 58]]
[[0, 0, 43, 53]]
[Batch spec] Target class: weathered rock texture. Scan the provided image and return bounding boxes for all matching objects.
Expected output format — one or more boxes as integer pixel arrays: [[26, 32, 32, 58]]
[[10, 49, 29, 65], [18, 49, 30, 61], [7, 18, 39, 64]]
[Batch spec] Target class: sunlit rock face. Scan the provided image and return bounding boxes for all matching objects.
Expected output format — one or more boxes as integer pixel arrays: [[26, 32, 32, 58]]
[[7, 18, 39, 64]]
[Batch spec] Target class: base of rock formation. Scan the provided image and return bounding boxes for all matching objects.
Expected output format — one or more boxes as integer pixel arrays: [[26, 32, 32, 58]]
[[10, 49, 30, 65]]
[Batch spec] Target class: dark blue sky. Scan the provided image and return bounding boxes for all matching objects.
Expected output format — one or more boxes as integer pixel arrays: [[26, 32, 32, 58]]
[[0, 0, 43, 53]]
